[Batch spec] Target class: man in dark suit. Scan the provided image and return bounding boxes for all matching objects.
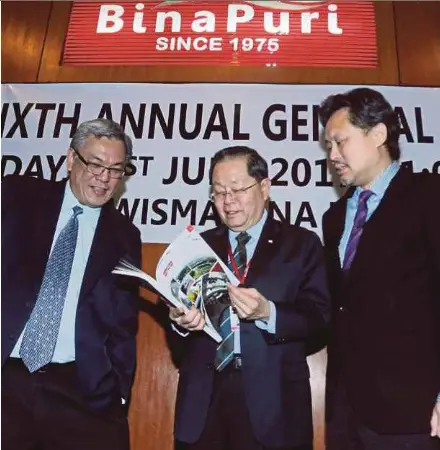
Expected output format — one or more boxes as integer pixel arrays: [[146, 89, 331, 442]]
[[1, 118, 141, 450], [169, 146, 330, 450], [319, 87, 440, 450]]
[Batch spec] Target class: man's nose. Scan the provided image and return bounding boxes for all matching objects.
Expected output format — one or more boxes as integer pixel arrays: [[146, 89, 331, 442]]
[[223, 192, 235, 204], [96, 167, 111, 182], [329, 144, 340, 161]]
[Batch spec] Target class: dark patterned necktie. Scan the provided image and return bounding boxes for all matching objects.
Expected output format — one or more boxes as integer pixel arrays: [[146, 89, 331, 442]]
[[214, 232, 251, 371], [233, 231, 251, 278], [342, 190, 373, 271], [20, 206, 83, 372]]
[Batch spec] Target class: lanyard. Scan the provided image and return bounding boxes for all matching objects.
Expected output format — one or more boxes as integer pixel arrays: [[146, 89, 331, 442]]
[[227, 245, 250, 285]]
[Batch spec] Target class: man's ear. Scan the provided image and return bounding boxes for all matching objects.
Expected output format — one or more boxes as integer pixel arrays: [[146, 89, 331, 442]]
[[66, 148, 75, 172], [261, 178, 271, 201], [371, 123, 387, 148]]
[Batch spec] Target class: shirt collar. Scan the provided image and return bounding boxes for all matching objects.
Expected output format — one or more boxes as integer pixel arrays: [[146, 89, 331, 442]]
[[228, 209, 268, 244]]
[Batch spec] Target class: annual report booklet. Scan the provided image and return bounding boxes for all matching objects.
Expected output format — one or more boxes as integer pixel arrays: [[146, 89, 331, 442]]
[[112, 225, 239, 343]]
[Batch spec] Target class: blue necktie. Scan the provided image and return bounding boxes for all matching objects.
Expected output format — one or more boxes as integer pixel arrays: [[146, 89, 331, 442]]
[[214, 232, 250, 371], [20, 206, 83, 372], [343, 190, 373, 271]]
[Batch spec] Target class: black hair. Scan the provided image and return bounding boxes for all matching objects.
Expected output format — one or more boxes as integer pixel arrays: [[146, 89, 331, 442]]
[[319, 87, 401, 160], [209, 146, 268, 183]]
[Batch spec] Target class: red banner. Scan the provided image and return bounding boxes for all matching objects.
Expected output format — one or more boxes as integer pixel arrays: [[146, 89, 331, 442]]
[[63, 1, 377, 67]]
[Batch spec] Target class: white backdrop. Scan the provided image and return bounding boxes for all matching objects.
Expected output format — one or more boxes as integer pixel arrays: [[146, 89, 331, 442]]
[[2, 83, 439, 243]]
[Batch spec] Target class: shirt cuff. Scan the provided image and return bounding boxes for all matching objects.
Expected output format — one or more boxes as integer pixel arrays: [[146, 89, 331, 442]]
[[171, 322, 190, 337], [437, 392, 440, 403], [255, 301, 276, 334]]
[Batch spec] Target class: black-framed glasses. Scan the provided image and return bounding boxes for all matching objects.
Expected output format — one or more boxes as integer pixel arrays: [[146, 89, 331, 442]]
[[209, 182, 259, 202], [72, 147, 126, 179]]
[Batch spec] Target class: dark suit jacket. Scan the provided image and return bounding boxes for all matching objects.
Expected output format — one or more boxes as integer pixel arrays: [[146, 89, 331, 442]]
[[1, 175, 141, 412], [173, 217, 330, 447], [323, 167, 440, 434]]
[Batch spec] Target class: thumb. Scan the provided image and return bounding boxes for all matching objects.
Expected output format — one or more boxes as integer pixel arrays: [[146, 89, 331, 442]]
[[430, 408, 438, 436]]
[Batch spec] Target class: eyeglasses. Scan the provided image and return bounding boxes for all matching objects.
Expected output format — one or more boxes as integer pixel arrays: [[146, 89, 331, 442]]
[[209, 182, 259, 202], [72, 148, 126, 179]]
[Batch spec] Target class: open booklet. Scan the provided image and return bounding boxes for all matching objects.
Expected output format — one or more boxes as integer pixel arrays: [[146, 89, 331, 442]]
[[112, 225, 239, 343]]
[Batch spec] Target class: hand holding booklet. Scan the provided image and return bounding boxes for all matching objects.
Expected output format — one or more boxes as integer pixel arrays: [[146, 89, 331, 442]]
[[112, 225, 239, 343]]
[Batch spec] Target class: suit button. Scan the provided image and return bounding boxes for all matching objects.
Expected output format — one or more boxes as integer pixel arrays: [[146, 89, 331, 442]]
[[25, 302, 32, 308], [339, 306, 346, 312], [206, 363, 214, 370], [8, 334, 15, 340]]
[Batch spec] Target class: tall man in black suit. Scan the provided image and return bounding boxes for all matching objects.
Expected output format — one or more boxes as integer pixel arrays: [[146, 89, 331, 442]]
[[169, 146, 330, 450], [319, 87, 440, 450], [1, 118, 142, 450]]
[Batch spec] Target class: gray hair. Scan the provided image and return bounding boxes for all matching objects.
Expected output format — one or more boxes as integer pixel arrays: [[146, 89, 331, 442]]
[[70, 118, 133, 159]]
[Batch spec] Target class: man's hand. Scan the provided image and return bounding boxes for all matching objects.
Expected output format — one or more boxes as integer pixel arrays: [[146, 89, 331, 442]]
[[169, 306, 205, 331], [430, 401, 440, 438], [228, 285, 270, 321]]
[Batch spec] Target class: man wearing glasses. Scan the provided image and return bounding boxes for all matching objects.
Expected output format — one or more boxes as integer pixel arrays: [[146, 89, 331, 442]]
[[170, 146, 330, 450], [1, 118, 141, 450]]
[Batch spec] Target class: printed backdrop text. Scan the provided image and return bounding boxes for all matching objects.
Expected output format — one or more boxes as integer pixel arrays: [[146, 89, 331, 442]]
[[2, 83, 438, 243]]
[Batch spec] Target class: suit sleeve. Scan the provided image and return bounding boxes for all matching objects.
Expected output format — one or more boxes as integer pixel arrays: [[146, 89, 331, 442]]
[[264, 231, 331, 343], [107, 225, 142, 401], [421, 173, 440, 277], [2, 175, 22, 217], [1, 176, 13, 246]]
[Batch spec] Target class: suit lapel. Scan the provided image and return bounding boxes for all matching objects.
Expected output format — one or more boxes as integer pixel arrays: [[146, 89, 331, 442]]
[[245, 217, 281, 287], [347, 167, 413, 280], [78, 203, 122, 301], [327, 188, 354, 270], [204, 225, 229, 266], [26, 179, 66, 295]]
